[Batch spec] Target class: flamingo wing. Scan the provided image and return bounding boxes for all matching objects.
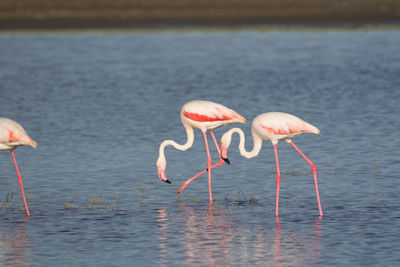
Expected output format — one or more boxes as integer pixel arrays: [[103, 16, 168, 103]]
[[0, 118, 36, 148], [254, 112, 319, 137], [182, 100, 245, 123]]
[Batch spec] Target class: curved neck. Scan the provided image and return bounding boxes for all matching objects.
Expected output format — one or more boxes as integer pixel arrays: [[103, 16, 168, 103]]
[[157, 122, 194, 167], [224, 128, 262, 159]]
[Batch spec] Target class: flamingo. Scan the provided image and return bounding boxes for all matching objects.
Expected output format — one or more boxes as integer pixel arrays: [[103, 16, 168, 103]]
[[219, 112, 323, 217], [0, 118, 37, 216], [157, 100, 246, 203]]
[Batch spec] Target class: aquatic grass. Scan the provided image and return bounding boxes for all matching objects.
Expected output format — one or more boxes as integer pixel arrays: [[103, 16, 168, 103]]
[[373, 158, 381, 179], [224, 189, 261, 208], [0, 191, 14, 209], [87, 189, 119, 211], [176, 190, 201, 204], [63, 201, 79, 209], [64, 189, 80, 209], [63, 189, 118, 211], [139, 185, 150, 205], [87, 197, 102, 209]]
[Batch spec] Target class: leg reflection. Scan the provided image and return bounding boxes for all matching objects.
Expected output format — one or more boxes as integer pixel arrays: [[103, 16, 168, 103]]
[[273, 217, 322, 266], [156, 207, 169, 267]]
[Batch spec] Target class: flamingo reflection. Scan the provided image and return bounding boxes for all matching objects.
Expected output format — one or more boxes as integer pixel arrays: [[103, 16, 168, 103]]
[[273, 217, 322, 266], [0, 221, 30, 267], [157, 204, 322, 266]]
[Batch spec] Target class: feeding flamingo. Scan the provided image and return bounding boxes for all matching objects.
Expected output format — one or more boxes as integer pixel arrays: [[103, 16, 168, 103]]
[[219, 112, 323, 216], [157, 100, 246, 203], [0, 118, 37, 217]]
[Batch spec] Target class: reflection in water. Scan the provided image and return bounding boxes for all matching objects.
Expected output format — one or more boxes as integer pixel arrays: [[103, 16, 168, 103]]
[[157, 208, 169, 267], [273, 217, 322, 266], [157, 204, 322, 266], [0, 221, 31, 267], [181, 204, 232, 266]]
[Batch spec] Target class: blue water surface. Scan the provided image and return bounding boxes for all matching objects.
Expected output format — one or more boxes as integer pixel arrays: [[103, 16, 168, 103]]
[[0, 29, 399, 266]]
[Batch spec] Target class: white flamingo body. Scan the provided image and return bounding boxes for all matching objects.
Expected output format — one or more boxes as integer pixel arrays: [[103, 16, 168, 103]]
[[220, 112, 323, 217], [252, 112, 319, 144], [181, 100, 245, 131], [0, 118, 36, 216], [157, 100, 245, 203]]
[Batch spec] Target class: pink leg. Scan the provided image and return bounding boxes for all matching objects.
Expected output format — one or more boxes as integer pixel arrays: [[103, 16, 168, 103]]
[[209, 131, 221, 155], [177, 130, 225, 194], [11, 150, 30, 217], [290, 141, 323, 216], [203, 131, 213, 203], [273, 144, 281, 217]]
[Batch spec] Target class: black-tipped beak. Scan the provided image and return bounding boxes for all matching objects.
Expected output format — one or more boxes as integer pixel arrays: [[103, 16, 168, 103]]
[[165, 179, 172, 184], [223, 157, 230, 164]]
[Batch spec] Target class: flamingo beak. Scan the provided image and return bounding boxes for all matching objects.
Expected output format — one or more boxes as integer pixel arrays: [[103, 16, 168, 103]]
[[220, 144, 230, 164], [158, 167, 171, 184]]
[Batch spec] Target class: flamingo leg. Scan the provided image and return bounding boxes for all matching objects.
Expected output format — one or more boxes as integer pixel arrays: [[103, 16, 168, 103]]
[[11, 150, 30, 217], [209, 131, 221, 155], [289, 141, 323, 216], [273, 144, 281, 217], [176, 130, 225, 194], [203, 131, 213, 203]]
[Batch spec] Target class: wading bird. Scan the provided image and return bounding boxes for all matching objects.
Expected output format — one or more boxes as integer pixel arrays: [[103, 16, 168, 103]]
[[157, 100, 246, 203], [0, 118, 37, 216], [219, 112, 323, 217]]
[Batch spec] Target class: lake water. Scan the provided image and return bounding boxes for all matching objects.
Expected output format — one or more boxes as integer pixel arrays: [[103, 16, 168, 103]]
[[0, 29, 399, 266]]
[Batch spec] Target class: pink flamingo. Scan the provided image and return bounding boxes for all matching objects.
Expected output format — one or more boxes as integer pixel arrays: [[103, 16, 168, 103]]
[[0, 118, 37, 217], [157, 100, 246, 203], [219, 112, 323, 217]]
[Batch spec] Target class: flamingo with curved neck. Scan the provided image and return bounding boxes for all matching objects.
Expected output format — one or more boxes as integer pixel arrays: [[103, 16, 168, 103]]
[[220, 112, 323, 217], [157, 100, 246, 203]]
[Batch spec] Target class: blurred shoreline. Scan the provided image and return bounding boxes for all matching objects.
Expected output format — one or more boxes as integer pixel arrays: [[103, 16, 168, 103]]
[[1, 0, 399, 31]]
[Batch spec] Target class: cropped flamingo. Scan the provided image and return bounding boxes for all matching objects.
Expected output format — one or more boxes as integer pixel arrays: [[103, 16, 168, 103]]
[[0, 118, 37, 217], [219, 112, 323, 217], [157, 100, 246, 203]]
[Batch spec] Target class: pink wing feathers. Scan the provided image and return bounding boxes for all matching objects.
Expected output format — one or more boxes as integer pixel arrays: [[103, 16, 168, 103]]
[[254, 112, 319, 137], [182, 100, 246, 123], [0, 118, 37, 148]]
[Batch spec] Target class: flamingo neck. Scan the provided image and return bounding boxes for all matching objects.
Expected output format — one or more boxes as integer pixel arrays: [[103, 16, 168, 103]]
[[157, 122, 195, 168], [224, 128, 262, 159]]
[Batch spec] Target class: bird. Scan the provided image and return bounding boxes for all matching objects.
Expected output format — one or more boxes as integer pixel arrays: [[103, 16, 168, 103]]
[[157, 100, 246, 203], [219, 112, 323, 217], [0, 118, 37, 217]]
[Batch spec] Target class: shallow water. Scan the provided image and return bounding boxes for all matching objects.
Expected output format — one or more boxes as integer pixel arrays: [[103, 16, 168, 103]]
[[0, 29, 399, 266]]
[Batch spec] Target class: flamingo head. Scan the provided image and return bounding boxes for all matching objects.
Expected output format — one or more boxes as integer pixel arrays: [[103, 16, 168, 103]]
[[220, 143, 230, 165], [157, 155, 171, 184], [220, 131, 233, 164], [157, 166, 171, 184]]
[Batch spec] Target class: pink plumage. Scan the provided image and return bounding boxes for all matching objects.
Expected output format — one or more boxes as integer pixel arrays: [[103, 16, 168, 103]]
[[252, 112, 320, 143], [181, 100, 246, 130], [0, 118, 37, 150], [157, 100, 246, 203], [0, 118, 37, 217], [220, 112, 323, 217]]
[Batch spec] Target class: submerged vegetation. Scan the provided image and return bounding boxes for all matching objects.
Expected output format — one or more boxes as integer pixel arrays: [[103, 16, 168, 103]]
[[0, 160, 381, 214], [0, 191, 32, 213], [0, 191, 14, 210], [63, 189, 118, 211]]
